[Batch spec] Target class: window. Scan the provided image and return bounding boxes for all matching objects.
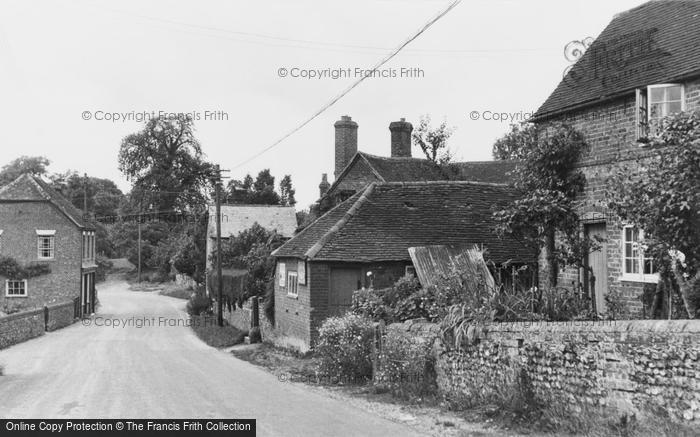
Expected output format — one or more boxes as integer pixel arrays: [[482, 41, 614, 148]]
[[637, 84, 685, 140], [287, 271, 298, 297], [621, 226, 658, 283], [6, 279, 27, 297], [278, 262, 286, 286], [37, 232, 55, 260], [405, 265, 416, 278]]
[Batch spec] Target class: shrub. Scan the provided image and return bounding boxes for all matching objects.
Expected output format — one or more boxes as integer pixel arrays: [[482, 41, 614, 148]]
[[604, 288, 630, 320], [316, 314, 375, 383], [374, 331, 436, 400], [186, 291, 211, 316]]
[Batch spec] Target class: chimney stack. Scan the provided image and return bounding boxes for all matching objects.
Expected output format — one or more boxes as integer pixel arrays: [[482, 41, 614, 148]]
[[334, 115, 358, 178], [319, 173, 330, 197], [389, 118, 413, 158]]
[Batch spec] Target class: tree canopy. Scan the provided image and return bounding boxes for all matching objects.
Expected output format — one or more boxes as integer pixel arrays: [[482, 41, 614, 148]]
[[412, 115, 454, 164], [0, 156, 51, 185]]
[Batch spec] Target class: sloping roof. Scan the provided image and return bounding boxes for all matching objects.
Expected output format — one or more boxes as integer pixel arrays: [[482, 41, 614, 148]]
[[325, 152, 515, 196], [273, 181, 534, 264], [0, 173, 93, 229], [533, 0, 700, 120], [208, 204, 298, 239]]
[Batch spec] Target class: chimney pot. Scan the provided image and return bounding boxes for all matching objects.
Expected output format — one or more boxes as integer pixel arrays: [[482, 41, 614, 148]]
[[389, 118, 413, 158], [319, 173, 330, 197], [334, 116, 358, 178]]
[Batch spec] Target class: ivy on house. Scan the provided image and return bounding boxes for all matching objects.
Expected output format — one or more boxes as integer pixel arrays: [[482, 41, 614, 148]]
[[0, 256, 51, 279]]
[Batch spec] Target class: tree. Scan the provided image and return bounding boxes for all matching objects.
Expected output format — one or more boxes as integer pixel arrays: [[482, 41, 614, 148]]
[[226, 169, 293, 205], [118, 117, 213, 212], [492, 122, 590, 288], [0, 156, 51, 185], [412, 115, 454, 164], [50, 172, 125, 219], [606, 111, 700, 318], [279, 175, 296, 206]]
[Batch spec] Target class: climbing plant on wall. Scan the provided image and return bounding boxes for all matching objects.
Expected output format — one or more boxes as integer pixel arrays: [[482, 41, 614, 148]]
[[0, 256, 51, 279]]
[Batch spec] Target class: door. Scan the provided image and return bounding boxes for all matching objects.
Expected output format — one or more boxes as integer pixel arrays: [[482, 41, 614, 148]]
[[329, 268, 362, 317], [584, 223, 608, 314]]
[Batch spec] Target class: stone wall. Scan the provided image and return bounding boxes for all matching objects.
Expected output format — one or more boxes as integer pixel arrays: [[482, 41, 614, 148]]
[[0, 308, 44, 349], [435, 320, 700, 424], [0, 300, 77, 349], [45, 300, 76, 332]]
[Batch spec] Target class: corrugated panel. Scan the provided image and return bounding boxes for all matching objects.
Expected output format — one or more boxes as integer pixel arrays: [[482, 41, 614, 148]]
[[408, 244, 495, 291]]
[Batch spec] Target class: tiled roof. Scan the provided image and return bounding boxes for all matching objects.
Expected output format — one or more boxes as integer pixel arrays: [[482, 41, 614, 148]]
[[0, 173, 93, 228], [273, 181, 534, 264], [534, 0, 700, 120], [208, 204, 298, 239], [324, 152, 515, 197]]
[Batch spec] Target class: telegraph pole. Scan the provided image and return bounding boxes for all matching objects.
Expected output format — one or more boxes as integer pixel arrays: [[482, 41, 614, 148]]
[[137, 200, 142, 283], [213, 165, 229, 327]]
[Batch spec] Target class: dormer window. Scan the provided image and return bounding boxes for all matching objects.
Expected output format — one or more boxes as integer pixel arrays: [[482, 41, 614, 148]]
[[636, 84, 685, 141]]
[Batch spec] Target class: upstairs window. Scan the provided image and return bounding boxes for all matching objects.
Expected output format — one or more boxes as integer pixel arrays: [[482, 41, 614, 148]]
[[621, 226, 658, 283], [36, 230, 56, 260], [636, 84, 685, 140]]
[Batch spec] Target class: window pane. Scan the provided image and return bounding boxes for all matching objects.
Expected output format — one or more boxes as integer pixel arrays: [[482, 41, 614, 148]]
[[667, 101, 682, 114], [668, 85, 682, 101], [649, 103, 661, 119], [650, 87, 665, 101]]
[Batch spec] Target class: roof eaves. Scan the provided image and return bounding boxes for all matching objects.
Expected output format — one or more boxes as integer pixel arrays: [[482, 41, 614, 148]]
[[305, 182, 376, 260]]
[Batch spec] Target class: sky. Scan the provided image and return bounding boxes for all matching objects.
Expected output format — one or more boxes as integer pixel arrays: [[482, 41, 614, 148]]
[[0, 0, 646, 208]]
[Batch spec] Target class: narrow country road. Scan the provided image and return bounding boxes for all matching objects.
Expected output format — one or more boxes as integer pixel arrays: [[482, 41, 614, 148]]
[[0, 280, 423, 437]]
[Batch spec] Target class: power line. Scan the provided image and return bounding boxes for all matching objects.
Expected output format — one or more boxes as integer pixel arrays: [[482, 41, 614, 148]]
[[230, 0, 463, 170]]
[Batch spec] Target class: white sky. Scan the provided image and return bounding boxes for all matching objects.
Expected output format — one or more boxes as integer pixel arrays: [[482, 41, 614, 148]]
[[0, 0, 645, 208]]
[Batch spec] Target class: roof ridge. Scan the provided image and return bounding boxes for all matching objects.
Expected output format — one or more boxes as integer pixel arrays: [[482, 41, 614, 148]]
[[304, 183, 376, 259], [377, 180, 511, 188]]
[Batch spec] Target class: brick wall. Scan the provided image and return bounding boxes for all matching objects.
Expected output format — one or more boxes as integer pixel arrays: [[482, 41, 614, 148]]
[[326, 158, 380, 207], [273, 257, 317, 351], [0, 307, 44, 349], [434, 320, 700, 424], [536, 77, 700, 313], [0, 202, 82, 311]]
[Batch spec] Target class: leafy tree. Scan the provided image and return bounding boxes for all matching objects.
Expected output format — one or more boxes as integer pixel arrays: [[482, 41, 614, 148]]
[[606, 111, 700, 318], [118, 117, 213, 212], [492, 122, 590, 288], [214, 223, 285, 305], [412, 115, 454, 164], [226, 169, 294, 206], [279, 174, 296, 206], [0, 156, 51, 185], [50, 172, 125, 218]]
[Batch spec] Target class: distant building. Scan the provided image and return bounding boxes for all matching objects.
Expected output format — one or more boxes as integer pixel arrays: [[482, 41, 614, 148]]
[[205, 204, 297, 295], [0, 174, 96, 315]]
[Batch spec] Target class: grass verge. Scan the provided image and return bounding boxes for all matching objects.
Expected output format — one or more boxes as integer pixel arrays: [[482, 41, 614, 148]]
[[190, 315, 246, 348]]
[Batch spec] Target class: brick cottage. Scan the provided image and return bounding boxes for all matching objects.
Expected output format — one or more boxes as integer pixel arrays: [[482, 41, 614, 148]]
[[531, 0, 700, 315], [0, 174, 97, 316]]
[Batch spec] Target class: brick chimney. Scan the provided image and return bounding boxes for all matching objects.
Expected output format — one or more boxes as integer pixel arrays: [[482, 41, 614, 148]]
[[389, 118, 413, 158], [319, 173, 330, 197], [334, 115, 358, 178]]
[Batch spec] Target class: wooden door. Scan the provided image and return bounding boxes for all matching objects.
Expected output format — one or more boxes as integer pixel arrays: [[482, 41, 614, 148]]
[[584, 223, 608, 314], [329, 268, 362, 317]]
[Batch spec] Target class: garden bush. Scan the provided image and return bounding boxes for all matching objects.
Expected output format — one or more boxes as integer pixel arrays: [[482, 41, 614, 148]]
[[186, 290, 211, 316], [374, 330, 436, 400], [316, 314, 375, 383]]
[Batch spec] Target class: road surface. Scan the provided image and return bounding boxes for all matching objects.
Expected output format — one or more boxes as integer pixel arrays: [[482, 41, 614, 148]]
[[0, 280, 422, 437]]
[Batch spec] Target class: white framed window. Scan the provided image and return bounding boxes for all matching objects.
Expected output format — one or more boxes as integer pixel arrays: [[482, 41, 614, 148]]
[[637, 84, 685, 140], [405, 265, 416, 278], [5, 279, 27, 297], [278, 262, 286, 286], [287, 271, 298, 297], [37, 234, 55, 260], [621, 226, 658, 283], [297, 260, 306, 285]]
